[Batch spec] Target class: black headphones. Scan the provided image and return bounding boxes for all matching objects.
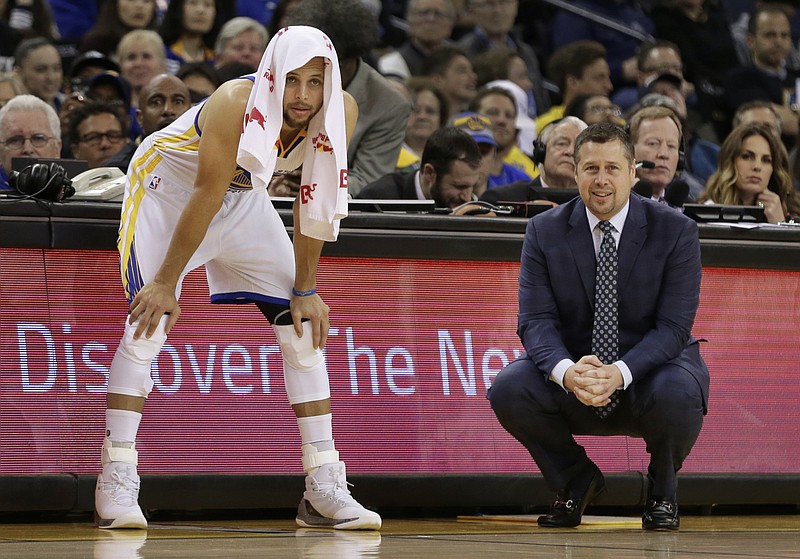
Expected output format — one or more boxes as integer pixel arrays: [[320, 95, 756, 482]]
[[10, 162, 75, 201], [532, 118, 564, 166]]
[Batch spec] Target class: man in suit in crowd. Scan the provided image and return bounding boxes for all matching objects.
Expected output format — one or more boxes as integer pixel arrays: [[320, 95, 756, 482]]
[[480, 116, 586, 204], [488, 122, 709, 531], [356, 126, 482, 209]]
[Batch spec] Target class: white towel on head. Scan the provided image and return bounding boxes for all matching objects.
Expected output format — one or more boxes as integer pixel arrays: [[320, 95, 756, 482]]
[[237, 25, 349, 242]]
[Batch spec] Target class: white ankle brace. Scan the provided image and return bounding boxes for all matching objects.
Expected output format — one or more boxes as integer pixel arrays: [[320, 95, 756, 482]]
[[301, 443, 340, 472]]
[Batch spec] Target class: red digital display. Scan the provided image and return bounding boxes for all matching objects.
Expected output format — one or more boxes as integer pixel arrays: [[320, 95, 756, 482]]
[[0, 248, 798, 475]]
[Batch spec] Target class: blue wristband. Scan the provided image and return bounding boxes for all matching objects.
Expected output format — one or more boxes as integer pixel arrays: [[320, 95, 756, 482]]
[[292, 287, 317, 297]]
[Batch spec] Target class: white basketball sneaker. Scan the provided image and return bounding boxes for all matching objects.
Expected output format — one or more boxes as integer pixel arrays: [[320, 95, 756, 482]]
[[95, 439, 147, 529], [296, 461, 382, 530]]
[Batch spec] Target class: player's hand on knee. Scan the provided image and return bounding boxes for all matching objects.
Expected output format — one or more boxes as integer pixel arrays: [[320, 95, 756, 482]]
[[290, 293, 330, 349], [129, 282, 181, 339]]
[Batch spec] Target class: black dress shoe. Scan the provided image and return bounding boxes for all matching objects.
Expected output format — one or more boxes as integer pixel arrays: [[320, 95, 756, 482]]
[[537, 469, 606, 528], [642, 499, 680, 530]]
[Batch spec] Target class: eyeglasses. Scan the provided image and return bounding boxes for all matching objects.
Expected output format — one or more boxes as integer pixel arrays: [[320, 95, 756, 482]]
[[1, 134, 53, 150], [78, 130, 126, 146]]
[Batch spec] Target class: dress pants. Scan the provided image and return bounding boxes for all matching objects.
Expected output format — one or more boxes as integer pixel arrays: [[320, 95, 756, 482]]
[[488, 355, 705, 501]]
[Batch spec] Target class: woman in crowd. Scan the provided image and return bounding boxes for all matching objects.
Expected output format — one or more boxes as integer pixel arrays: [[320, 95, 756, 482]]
[[12, 37, 62, 111], [80, 0, 159, 56], [213, 16, 268, 72], [160, 0, 221, 73], [116, 29, 167, 109], [700, 123, 800, 223], [397, 77, 449, 172]]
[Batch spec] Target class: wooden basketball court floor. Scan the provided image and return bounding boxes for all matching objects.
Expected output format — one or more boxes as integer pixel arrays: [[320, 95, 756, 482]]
[[1, 513, 799, 558]]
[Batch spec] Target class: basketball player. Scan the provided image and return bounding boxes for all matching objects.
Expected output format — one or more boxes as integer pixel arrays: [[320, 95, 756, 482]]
[[95, 26, 381, 531]]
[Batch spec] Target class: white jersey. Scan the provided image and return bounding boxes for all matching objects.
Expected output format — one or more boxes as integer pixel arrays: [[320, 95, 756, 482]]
[[117, 97, 297, 305]]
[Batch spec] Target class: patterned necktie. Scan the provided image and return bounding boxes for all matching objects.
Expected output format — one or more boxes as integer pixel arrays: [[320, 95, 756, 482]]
[[591, 221, 620, 419]]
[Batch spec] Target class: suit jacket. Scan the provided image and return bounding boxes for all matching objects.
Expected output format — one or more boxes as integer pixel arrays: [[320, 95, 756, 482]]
[[518, 194, 709, 408], [346, 59, 412, 196], [356, 170, 418, 200], [480, 177, 542, 204]]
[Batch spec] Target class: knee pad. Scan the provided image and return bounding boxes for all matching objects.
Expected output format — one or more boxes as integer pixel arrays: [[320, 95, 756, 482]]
[[107, 316, 167, 398], [273, 322, 330, 405]]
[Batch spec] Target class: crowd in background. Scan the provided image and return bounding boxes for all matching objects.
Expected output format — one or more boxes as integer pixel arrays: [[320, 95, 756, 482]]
[[1, 0, 800, 222]]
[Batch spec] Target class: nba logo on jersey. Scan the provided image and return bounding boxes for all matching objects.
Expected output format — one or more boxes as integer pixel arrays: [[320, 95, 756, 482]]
[[148, 176, 161, 190]]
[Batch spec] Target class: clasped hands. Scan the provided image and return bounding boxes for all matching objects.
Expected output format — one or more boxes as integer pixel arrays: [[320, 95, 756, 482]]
[[564, 355, 624, 408]]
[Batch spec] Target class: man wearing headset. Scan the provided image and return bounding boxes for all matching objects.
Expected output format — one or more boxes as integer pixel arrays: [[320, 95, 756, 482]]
[[626, 106, 683, 204], [480, 117, 587, 205], [0, 94, 62, 191]]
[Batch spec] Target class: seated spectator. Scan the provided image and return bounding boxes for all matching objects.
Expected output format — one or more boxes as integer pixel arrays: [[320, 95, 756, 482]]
[[0, 94, 62, 190], [12, 37, 63, 111], [67, 51, 121, 95], [68, 102, 130, 169], [213, 16, 269, 71], [160, 0, 221, 74], [421, 46, 478, 119], [288, 0, 412, 196], [84, 71, 142, 143], [480, 116, 587, 205], [549, 0, 655, 90], [377, 0, 456, 80], [627, 105, 684, 203], [536, 40, 613, 133], [700, 122, 800, 223], [80, 0, 159, 57], [106, 73, 191, 172], [721, 5, 799, 144], [450, 111, 500, 197], [398, 78, 449, 172], [356, 126, 483, 209], [731, 0, 800, 70], [565, 94, 624, 127], [117, 30, 169, 109], [470, 86, 537, 183], [0, 72, 23, 110], [176, 62, 220, 103], [612, 39, 696, 115], [483, 79, 537, 157], [458, 0, 550, 117]]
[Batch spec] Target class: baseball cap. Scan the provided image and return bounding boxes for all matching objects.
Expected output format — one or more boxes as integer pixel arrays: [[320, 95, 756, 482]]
[[69, 50, 121, 79], [450, 112, 498, 147], [89, 71, 132, 108], [644, 73, 682, 92]]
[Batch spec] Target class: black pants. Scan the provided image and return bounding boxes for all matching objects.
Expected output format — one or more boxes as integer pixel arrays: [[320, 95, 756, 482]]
[[488, 356, 705, 501]]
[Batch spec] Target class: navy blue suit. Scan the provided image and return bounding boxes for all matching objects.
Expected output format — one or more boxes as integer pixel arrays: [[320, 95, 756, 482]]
[[489, 193, 709, 502]]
